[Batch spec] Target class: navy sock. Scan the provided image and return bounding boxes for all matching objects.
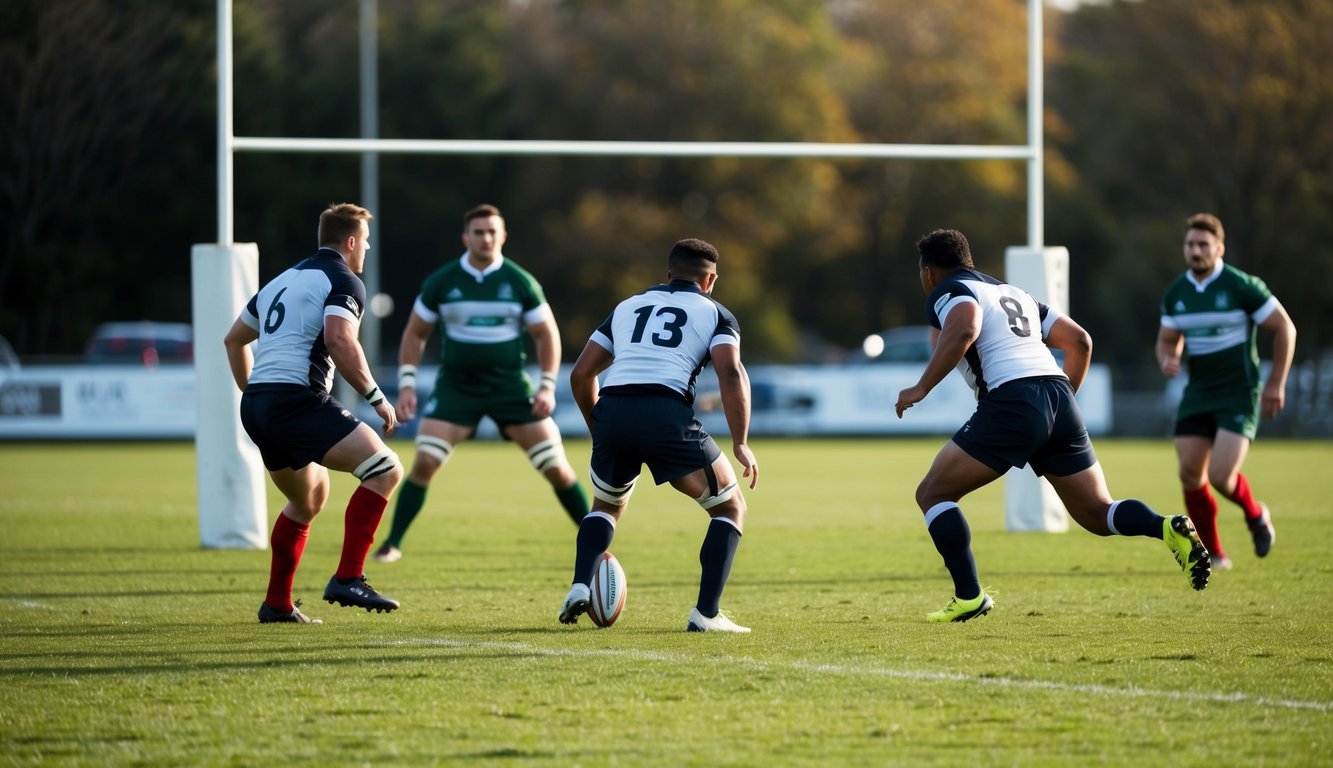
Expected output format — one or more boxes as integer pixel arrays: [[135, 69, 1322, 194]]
[[1108, 499, 1165, 539], [572, 513, 615, 586], [696, 518, 742, 617], [925, 503, 980, 600]]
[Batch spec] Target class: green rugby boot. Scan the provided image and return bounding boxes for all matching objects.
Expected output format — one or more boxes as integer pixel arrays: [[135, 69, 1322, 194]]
[[926, 590, 994, 623], [1164, 515, 1210, 591]]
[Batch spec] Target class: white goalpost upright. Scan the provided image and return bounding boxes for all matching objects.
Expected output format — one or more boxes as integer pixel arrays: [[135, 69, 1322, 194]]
[[193, 0, 1066, 548]]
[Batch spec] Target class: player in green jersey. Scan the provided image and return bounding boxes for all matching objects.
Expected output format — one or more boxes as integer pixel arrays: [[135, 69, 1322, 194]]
[[1156, 213, 1296, 570], [372, 204, 588, 563]]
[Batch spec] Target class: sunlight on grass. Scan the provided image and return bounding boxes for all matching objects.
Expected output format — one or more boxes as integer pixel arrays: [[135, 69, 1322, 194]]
[[2, 439, 1330, 766]]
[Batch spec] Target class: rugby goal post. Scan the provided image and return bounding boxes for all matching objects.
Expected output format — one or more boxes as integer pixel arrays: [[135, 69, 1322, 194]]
[[195, 0, 1063, 548]]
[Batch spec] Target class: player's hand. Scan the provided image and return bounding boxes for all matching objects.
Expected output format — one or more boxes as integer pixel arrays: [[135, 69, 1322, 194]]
[[1261, 382, 1285, 420], [530, 387, 556, 419], [1159, 354, 1181, 379], [895, 385, 927, 418], [374, 399, 398, 437], [396, 387, 417, 422], [734, 443, 758, 489]]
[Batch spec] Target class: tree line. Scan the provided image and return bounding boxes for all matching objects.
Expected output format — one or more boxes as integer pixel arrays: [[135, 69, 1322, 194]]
[[2, 0, 1329, 377]]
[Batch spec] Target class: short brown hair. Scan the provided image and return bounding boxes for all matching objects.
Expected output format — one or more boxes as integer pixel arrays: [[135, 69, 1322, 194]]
[[318, 203, 372, 247], [1186, 212, 1224, 243], [463, 203, 503, 230]]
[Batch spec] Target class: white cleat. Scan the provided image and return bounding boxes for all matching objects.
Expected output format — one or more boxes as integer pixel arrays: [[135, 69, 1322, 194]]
[[558, 583, 590, 625], [371, 544, 402, 564], [686, 607, 751, 634]]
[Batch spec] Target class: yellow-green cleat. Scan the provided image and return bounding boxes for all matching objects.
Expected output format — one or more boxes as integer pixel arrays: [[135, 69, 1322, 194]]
[[1164, 515, 1210, 591], [926, 590, 994, 623]]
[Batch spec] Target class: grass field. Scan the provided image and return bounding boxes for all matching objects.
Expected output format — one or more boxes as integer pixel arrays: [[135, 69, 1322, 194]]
[[2, 438, 1330, 767]]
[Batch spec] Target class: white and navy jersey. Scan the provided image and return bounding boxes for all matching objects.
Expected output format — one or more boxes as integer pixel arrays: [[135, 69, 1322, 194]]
[[241, 248, 366, 393], [590, 279, 740, 404], [924, 268, 1065, 398]]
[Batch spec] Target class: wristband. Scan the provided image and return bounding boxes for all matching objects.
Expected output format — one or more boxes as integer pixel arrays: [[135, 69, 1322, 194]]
[[539, 371, 558, 391], [363, 384, 385, 406], [398, 364, 418, 390]]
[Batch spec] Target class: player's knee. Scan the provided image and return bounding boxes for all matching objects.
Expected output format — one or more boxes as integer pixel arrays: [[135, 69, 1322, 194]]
[[527, 439, 569, 474], [353, 447, 401, 484], [589, 466, 637, 506], [412, 435, 453, 478], [695, 479, 738, 512]]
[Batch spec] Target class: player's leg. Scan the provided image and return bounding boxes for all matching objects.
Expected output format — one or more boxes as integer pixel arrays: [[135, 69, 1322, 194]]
[[560, 498, 625, 625], [915, 440, 1002, 621], [505, 417, 589, 524], [259, 463, 330, 623], [319, 423, 405, 612], [668, 452, 749, 633], [1207, 428, 1274, 557], [1175, 432, 1226, 566], [373, 417, 473, 562], [242, 391, 328, 624], [560, 399, 638, 625]]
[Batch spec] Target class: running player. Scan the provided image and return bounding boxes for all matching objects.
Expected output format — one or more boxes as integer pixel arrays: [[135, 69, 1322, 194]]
[[372, 204, 588, 563], [224, 202, 403, 624], [557, 238, 759, 633], [1156, 213, 1296, 570], [896, 228, 1209, 622]]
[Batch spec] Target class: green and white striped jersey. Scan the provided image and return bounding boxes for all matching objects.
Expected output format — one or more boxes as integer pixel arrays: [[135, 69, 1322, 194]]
[[1160, 261, 1277, 411], [413, 254, 548, 390]]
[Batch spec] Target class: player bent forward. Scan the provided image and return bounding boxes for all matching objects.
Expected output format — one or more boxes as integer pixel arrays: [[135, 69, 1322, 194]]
[[558, 238, 759, 633], [895, 228, 1210, 623], [224, 203, 404, 624]]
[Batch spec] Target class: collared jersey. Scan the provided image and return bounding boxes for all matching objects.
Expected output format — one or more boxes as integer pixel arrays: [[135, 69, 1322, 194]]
[[924, 268, 1065, 398], [413, 254, 548, 388], [1160, 261, 1277, 405], [590, 279, 740, 404], [241, 248, 365, 393]]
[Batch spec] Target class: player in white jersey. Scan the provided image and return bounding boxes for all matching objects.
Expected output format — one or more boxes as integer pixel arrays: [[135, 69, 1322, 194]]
[[895, 229, 1210, 623], [223, 203, 404, 624], [557, 238, 759, 633]]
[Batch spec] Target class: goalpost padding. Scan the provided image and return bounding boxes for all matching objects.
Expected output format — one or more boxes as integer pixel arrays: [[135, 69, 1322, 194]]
[[191, 243, 268, 549], [1004, 246, 1072, 533]]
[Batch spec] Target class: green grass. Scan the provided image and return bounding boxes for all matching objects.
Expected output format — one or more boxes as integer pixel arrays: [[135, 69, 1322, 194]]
[[2, 438, 1330, 767]]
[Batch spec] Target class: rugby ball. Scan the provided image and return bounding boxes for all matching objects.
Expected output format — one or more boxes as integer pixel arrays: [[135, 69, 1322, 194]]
[[588, 551, 627, 627]]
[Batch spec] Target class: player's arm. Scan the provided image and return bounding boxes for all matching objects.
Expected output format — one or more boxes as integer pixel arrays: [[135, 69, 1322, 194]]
[[1044, 315, 1092, 393], [526, 306, 561, 418], [896, 301, 980, 417], [222, 315, 259, 392], [712, 342, 758, 489], [326, 314, 396, 436], [395, 310, 434, 422], [1156, 325, 1184, 379], [1258, 300, 1297, 419], [569, 340, 612, 430]]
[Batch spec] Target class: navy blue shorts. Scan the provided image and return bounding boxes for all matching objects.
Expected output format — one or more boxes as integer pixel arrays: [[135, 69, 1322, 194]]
[[588, 394, 722, 487], [240, 384, 361, 471], [951, 376, 1096, 478]]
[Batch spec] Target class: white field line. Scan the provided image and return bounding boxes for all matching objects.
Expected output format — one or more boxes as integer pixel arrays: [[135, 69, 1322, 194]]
[[382, 637, 1332, 714], [4, 598, 57, 610]]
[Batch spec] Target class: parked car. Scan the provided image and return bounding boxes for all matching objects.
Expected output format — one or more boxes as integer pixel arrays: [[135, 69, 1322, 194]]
[[85, 322, 193, 366]]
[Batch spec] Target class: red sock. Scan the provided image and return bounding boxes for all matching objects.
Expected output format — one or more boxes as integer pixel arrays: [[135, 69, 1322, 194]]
[[1183, 484, 1223, 557], [266, 513, 310, 612], [1221, 472, 1263, 522], [335, 485, 389, 580]]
